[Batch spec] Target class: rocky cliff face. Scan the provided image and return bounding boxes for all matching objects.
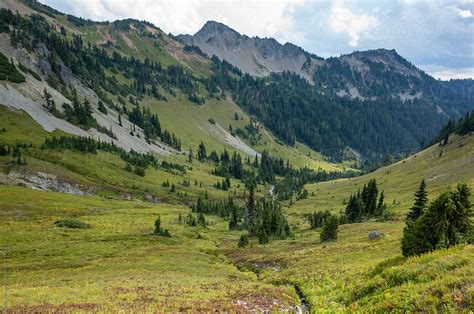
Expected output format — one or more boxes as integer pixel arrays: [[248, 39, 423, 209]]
[[178, 21, 321, 81]]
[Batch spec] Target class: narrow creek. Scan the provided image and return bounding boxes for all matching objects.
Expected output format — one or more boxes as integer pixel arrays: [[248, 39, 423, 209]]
[[293, 283, 310, 313]]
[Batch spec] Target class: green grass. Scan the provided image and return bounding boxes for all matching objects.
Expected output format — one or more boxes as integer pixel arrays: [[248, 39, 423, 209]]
[[222, 133, 474, 311], [142, 94, 341, 171], [1, 108, 473, 311], [286, 133, 474, 224], [0, 186, 297, 311]]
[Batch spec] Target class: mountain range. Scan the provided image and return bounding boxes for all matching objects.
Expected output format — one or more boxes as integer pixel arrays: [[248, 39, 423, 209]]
[[0, 0, 473, 164], [179, 21, 473, 117]]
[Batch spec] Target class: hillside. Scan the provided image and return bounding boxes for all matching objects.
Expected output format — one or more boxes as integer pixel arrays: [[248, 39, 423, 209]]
[[0, 0, 471, 163], [1, 110, 473, 311], [0, 0, 331, 169], [226, 132, 474, 311]]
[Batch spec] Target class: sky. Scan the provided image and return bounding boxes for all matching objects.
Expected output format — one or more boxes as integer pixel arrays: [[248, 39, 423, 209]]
[[39, 0, 474, 80]]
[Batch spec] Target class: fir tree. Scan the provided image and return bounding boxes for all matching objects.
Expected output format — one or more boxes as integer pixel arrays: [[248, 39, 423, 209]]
[[197, 141, 207, 161], [407, 179, 428, 221], [244, 186, 256, 227], [320, 215, 339, 242]]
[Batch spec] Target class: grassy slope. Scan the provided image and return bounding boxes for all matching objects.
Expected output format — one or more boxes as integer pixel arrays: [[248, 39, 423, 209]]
[[226, 133, 474, 311], [0, 105, 251, 202], [287, 132, 474, 223], [141, 94, 338, 170], [1, 104, 472, 310]]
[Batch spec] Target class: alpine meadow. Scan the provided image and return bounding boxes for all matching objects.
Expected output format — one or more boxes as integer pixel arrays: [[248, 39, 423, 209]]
[[0, 0, 473, 312]]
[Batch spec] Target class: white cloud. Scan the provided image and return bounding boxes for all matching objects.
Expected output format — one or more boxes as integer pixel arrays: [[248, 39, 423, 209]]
[[329, 0, 378, 47], [421, 64, 474, 80], [456, 7, 473, 18], [40, 0, 305, 39]]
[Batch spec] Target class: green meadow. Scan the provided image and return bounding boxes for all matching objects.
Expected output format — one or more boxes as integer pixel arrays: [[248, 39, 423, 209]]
[[1, 104, 473, 311]]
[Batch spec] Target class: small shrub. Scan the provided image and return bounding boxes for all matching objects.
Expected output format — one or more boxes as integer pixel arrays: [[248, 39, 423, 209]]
[[153, 216, 171, 237], [238, 234, 249, 248], [54, 219, 90, 229]]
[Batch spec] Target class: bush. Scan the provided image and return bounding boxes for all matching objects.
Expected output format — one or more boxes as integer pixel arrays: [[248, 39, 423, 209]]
[[54, 219, 90, 229], [238, 234, 249, 247]]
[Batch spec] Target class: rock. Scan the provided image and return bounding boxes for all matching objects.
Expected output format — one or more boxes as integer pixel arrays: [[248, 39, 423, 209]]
[[144, 194, 160, 203], [0, 171, 92, 196], [121, 193, 133, 200], [368, 231, 383, 240]]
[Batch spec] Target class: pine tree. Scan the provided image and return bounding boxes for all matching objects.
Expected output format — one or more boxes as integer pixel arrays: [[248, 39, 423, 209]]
[[197, 141, 207, 161], [197, 212, 207, 227], [244, 186, 256, 227], [188, 148, 193, 162], [407, 180, 428, 221], [229, 206, 239, 230], [320, 215, 338, 242], [402, 184, 472, 256]]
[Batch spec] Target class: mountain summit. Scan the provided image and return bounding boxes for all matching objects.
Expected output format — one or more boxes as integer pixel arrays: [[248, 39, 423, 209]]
[[178, 21, 319, 81]]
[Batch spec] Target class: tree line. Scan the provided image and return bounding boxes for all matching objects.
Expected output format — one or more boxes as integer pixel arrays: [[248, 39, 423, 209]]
[[42, 136, 157, 175]]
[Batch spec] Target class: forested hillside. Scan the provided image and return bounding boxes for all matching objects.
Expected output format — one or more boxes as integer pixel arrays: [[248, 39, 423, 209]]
[[1, 0, 472, 164]]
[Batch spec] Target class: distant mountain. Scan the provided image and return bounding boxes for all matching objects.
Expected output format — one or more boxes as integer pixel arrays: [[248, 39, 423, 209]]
[[180, 22, 474, 117]]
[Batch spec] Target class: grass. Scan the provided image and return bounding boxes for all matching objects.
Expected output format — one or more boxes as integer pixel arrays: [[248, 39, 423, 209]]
[[1, 96, 473, 312], [285, 133, 474, 225], [142, 94, 342, 171], [0, 186, 298, 312], [1, 109, 473, 311], [221, 133, 474, 312]]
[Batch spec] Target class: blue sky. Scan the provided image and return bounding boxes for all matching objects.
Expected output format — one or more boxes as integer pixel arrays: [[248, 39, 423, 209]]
[[40, 0, 473, 80]]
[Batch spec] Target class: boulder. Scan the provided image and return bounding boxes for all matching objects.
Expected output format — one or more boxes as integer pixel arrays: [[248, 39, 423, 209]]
[[368, 231, 383, 240], [144, 194, 160, 203]]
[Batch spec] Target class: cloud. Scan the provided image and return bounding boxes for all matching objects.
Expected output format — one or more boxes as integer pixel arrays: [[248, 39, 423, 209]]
[[421, 64, 474, 80], [329, 0, 378, 47], [456, 7, 473, 18], [40, 0, 305, 40]]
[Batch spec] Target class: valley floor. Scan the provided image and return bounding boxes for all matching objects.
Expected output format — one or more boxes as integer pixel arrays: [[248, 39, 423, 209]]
[[1, 184, 473, 312], [0, 106, 473, 312]]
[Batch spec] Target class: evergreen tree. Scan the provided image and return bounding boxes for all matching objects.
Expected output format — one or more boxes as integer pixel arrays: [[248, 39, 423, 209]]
[[229, 206, 239, 230], [402, 184, 472, 256], [153, 215, 171, 237], [197, 212, 207, 227], [188, 148, 193, 162], [320, 215, 339, 242], [407, 180, 428, 221], [244, 186, 256, 227], [197, 141, 207, 161]]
